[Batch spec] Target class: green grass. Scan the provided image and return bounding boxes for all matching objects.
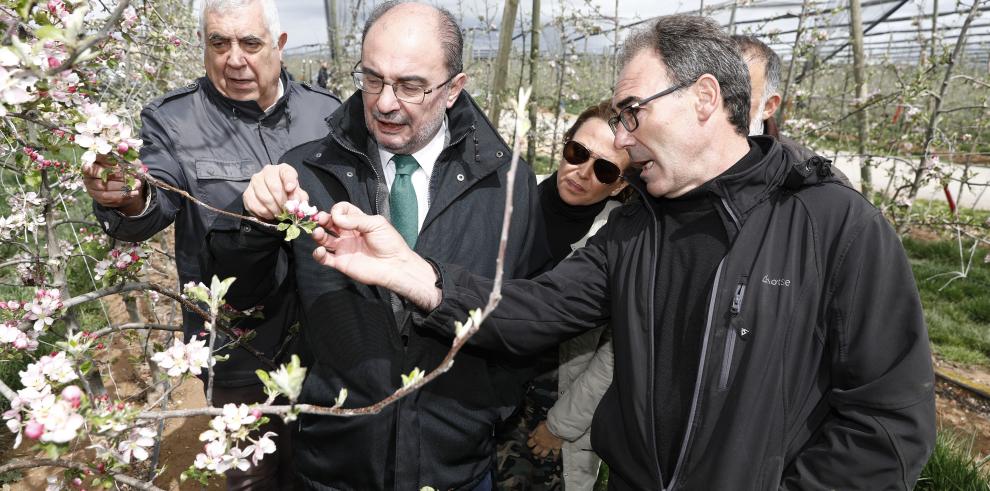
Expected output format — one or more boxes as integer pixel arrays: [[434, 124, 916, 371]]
[[904, 237, 990, 367], [917, 429, 990, 490]]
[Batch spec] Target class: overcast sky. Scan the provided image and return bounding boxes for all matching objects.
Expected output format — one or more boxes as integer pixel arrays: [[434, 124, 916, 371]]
[[273, 0, 692, 51]]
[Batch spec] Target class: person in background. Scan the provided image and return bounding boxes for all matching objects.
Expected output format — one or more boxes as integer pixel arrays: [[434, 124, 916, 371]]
[[732, 34, 852, 187], [317, 61, 330, 89], [81, 0, 341, 488], [497, 100, 631, 491]]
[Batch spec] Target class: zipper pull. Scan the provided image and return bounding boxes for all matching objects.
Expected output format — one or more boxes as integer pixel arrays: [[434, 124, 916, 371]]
[[730, 282, 750, 339], [730, 283, 746, 315]]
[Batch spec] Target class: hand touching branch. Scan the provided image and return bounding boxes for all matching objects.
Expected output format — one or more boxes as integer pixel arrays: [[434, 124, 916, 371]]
[[311, 202, 441, 310], [243, 164, 309, 221]]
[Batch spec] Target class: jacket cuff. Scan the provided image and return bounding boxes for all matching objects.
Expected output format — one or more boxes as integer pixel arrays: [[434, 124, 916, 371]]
[[95, 186, 160, 235], [410, 257, 447, 325]]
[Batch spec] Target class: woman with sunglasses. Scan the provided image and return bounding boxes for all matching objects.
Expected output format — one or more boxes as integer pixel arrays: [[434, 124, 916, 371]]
[[497, 100, 631, 491]]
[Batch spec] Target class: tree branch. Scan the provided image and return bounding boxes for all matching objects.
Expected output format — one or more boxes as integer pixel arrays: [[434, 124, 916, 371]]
[[0, 458, 163, 491]]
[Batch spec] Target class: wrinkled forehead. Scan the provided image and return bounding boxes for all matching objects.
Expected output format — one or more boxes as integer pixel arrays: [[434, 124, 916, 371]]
[[204, 6, 270, 41], [362, 30, 445, 79]]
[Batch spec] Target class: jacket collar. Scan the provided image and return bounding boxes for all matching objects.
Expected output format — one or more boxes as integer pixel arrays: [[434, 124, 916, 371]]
[[201, 69, 292, 122], [625, 136, 806, 223]]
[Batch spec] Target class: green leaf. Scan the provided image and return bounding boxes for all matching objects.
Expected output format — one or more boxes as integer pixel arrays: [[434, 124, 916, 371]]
[[285, 225, 300, 241], [35, 25, 63, 41], [276, 222, 290, 231], [24, 170, 41, 189]]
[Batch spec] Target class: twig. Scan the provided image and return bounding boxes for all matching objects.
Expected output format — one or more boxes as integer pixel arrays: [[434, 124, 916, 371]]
[[88, 322, 181, 339], [0, 458, 163, 491]]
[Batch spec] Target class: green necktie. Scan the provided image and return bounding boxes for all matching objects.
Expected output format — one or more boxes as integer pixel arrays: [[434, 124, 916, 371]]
[[390, 154, 419, 248]]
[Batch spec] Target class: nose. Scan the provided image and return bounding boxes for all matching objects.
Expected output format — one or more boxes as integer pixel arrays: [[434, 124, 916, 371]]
[[227, 44, 247, 69], [575, 158, 594, 180], [613, 124, 635, 150], [375, 83, 401, 114]]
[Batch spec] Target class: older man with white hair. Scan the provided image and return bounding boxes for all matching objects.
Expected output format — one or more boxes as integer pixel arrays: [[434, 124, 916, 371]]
[[81, 0, 340, 488]]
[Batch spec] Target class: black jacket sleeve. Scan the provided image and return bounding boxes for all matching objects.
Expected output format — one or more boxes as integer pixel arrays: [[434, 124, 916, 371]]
[[780, 211, 936, 490], [421, 222, 613, 356]]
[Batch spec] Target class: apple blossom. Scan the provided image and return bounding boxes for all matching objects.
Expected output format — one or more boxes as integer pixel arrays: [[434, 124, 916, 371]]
[[151, 335, 213, 377]]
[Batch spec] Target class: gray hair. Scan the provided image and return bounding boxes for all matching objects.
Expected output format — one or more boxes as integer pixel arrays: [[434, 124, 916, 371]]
[[361, 1, 464, 77], [200, 0, 282, 48], [621, 15, 751, 137], [732, 34, 781, 100]]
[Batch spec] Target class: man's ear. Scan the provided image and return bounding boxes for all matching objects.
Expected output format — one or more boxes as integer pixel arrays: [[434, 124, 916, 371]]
[[277, 32, 288, 51], [446, 73, 468, 108], [693, 74, 721, 123], [762, 93, 782, 121]]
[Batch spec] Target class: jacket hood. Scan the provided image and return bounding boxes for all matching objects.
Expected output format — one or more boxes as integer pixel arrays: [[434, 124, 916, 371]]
[[326, 90, 505, 175], [200, 69, 292, 122], [625, 136, 835, 223]]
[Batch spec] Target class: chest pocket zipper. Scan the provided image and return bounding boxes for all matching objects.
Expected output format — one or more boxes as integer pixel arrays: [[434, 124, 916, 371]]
[[719, 278, 748, 391]]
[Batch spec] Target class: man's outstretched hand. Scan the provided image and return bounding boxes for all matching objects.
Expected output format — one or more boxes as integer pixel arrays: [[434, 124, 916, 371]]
[[312, 202, 442, 311]]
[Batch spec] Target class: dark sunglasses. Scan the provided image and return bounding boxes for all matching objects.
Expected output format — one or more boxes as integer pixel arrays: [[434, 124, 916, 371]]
[[562, 140, 623, 185]]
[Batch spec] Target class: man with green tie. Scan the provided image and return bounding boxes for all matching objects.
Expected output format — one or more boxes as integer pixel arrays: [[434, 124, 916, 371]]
[[203, 1, 546, 489]]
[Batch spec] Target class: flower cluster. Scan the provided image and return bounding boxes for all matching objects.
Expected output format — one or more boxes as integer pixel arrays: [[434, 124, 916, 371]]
[[23, 147, 70, 172], [3, 352, 83, 449], [74, 102, 142, 166], [151, 335, 213, 378], [0, 47, 39, 118], [189, 404, 276, 476], [0, 288, 64, 351], [0, 192, 47, 239], [93, 242, 147, 284], [277, 199, 320, 241]]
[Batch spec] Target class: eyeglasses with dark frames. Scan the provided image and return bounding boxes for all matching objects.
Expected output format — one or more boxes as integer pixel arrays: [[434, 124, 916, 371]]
[[562, 140, 623, 185], [351, 61, 457, 104], [608, 79, 696, 134]]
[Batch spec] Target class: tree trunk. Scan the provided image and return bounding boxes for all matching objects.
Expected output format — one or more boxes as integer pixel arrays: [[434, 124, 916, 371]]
[[728, 1, 738, 34], [526, 0, 541, 165], [849, 0, 871, 196], [778, 0, 812, 125], [324, 0, 340, 63], [908, 0, 982, 200], [489, 0, 521, 129]]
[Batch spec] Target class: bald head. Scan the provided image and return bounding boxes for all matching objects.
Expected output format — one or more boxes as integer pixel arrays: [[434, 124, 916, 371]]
[[362, 1, 463, 77]]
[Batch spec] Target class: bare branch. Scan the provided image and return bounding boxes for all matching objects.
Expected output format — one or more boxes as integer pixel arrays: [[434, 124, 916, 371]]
[[0, 458, 163, 491]]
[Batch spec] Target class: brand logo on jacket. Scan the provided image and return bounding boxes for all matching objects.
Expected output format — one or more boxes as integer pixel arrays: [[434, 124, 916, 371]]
[[762, 274, 791, 287]]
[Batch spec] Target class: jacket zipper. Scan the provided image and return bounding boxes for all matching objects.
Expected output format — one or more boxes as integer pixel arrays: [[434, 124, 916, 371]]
[[668, 197, 741, 489], [718, 279, 747, 391], [630, 184, 667, 487], [256, 122, 275, 165]]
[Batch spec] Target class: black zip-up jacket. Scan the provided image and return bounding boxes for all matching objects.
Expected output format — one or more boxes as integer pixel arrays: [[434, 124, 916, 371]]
[[204, 91, 546, 490], [419, 136, 936, 490], [94, 72, 340, 386]]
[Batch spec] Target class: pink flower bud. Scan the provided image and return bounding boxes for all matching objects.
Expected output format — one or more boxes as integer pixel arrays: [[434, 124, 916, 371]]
[[251, 409, 262, 419], [47, 56, 60, 69], [13, 335, 28, 349], [296, 211, 306, 219], [117, 142, 129, 154], [61, 385, 83, 407], [24, 420, 44, 439]]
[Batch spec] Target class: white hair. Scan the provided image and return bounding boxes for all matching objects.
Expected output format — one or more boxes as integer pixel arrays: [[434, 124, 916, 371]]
[[200, 0, 282, 48]]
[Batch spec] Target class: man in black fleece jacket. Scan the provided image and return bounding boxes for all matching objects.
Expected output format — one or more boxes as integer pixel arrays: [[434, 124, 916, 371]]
[[309, 14, 936, 491]]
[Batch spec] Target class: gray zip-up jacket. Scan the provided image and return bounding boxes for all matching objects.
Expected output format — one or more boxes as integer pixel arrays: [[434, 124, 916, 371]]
[[94, 71, 340, 386]]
